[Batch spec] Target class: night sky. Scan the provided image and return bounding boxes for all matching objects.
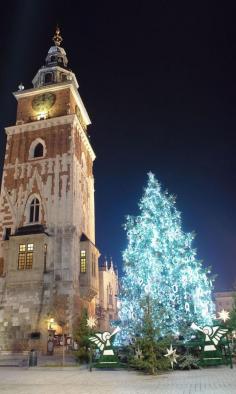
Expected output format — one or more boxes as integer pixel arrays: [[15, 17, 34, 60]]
[[0, 1, 236, 291]]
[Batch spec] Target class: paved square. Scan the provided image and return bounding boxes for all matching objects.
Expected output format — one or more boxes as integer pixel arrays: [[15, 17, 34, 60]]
[[0, 366, 235, 394]]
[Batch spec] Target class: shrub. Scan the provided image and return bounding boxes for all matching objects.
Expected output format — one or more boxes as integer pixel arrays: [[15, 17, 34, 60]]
[[177, 354, 200, 370], [74, 347, 89, 364]]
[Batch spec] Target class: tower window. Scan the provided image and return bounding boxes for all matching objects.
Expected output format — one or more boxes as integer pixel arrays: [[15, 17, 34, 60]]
[[44, 244, 47, 273], [44, 73, 53, 84], [92, 254, 96, 277], [29, 198, 40, 223], [80, 250, 86, 273], [3, 228, 11, 240], [29, 139, 46, 160], [109, 293, 113, 306], [0, 258, 4, 276], [33, 143, 44, 158], [18, 243, 34, 270]]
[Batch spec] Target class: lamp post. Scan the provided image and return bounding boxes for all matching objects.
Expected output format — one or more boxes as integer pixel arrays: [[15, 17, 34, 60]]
[[49, 318, 55, 330], [47, 318, 55, 355]]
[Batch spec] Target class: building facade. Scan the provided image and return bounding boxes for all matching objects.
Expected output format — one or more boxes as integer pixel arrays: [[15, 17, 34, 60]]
[[0, 28, 103, 351], [96, 258, 119, 331], [214, 291, 235, 314]]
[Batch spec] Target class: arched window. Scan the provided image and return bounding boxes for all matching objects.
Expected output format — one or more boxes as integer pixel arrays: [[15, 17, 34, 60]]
[[44, 73, 53, 84], [29, 138, 46, 160], [29, 198, 40, 223], [33, 143, 44, 158]]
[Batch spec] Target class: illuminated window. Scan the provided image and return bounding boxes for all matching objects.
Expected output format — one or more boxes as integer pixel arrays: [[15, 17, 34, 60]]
[[19, 244, 26, 252], [26, 252, 33, 269], [18, 243, 34, 270], [80, 250, 86, 273], [29, 198, 40, 223], [18, 253, 25, 270]]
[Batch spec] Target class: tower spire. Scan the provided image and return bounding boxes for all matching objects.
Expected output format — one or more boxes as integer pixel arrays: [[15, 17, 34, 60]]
[[53, 26, 63, 47]]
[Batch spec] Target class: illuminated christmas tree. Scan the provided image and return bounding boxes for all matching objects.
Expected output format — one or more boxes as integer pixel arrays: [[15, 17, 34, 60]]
[[119, 173, 215, 341]]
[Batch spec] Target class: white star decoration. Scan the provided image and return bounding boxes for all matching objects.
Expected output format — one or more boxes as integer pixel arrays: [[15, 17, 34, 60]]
[[218, 309, 230, 323], [86, 316, 97, 329], [164, 344, 179, 368], [134, 346, 143, 360]]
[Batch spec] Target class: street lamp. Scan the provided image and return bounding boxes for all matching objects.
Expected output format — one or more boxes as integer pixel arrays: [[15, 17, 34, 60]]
[[48, 318, 55, 330], [47, 318, 55, 356]]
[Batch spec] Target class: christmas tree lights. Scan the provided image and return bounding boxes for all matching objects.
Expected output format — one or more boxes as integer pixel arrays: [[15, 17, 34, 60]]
[[118, 173, 215, 341]]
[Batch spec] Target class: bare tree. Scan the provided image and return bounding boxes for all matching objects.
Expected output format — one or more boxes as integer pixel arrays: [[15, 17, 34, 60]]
[[50, 294, 69, 366]]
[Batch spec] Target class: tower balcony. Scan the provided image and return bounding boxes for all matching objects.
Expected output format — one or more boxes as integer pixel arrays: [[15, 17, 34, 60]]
[[29, 112, 51, 122], [79, 233, 100, 302]]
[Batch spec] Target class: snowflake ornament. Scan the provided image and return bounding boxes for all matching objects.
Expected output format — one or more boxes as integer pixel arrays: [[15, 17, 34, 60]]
[[134, 346, 143, 360]]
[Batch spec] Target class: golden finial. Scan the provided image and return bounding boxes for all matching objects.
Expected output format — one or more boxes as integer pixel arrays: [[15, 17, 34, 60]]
[[53, 25, 63, 46]]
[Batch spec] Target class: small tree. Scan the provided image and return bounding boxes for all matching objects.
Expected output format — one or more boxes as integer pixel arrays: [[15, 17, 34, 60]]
[[129, 296, 170, 374], [50, 294, 68, 366], [229, 292, 236, 330], [73, 309, 92, 364]]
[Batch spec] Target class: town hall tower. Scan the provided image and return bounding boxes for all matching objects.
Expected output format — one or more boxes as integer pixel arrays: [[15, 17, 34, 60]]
[[0, 28, 100, 351]]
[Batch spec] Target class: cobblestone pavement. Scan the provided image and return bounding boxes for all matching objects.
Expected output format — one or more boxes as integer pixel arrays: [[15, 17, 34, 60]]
[[0, 366, 235, 394]]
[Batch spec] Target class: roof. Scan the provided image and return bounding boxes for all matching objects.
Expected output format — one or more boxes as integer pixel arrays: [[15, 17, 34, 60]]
[[14, 225, 49, 236], [80, 233, 90, 242]]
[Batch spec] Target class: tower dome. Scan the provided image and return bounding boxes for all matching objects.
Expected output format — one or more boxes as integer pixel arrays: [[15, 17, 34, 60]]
[[45, 45, 68, 68], [45, 27, 68, 68], [32, 27, 78, 89]]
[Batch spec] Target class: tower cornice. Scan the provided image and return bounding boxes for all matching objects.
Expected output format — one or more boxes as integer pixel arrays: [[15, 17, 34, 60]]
[[5, 114, 96, 162], [13, 81, 91, 127]]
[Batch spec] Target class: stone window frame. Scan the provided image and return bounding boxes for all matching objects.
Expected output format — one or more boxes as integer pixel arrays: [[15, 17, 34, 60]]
[[29, 138, 47, 160], [25, 194, 42, 225]]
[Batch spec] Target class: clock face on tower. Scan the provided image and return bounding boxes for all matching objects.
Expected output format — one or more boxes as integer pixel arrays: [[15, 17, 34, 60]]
[[32, 93, 56, 112]]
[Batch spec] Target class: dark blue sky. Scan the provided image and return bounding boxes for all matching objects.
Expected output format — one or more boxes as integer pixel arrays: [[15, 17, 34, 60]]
[[0, 1, 236, 290]]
